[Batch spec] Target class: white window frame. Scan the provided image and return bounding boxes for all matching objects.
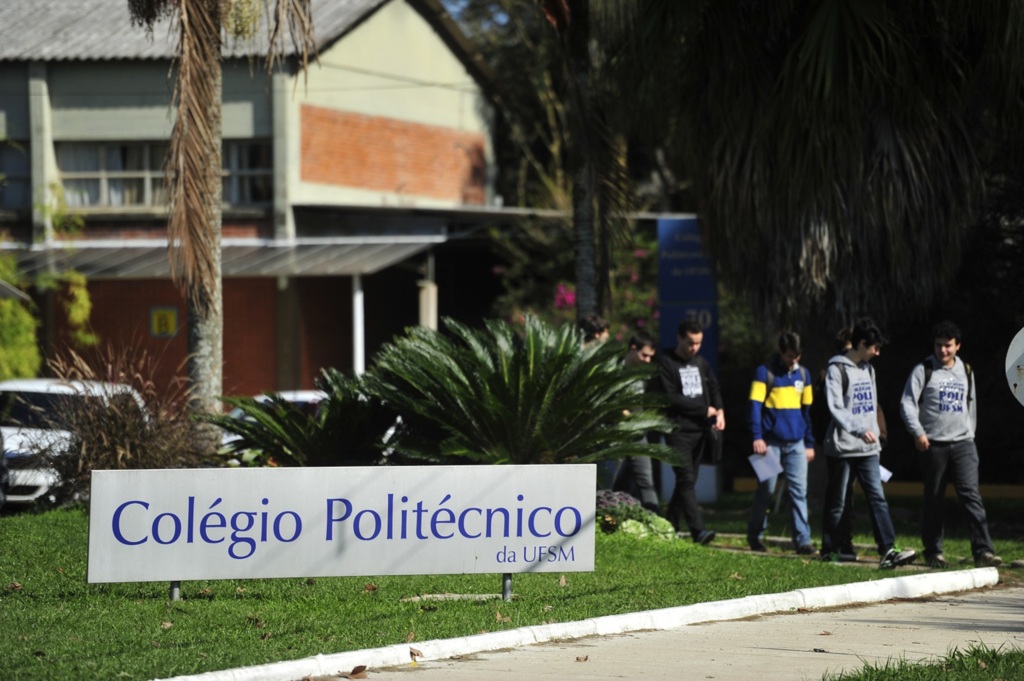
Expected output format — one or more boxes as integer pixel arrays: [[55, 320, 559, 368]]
[[57, 142, 166, 209]]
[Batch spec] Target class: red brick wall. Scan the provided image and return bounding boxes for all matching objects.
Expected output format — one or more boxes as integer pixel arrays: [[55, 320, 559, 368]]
[[301, 106, 487, 204], [223, 278, 277, 395], [53, 279, 277, 401], [297, 277, 353, 382], [64, 279, 189, 394]]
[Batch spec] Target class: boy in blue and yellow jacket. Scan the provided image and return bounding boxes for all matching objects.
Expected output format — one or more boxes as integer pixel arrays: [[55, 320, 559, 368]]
[[746, 332, 815, 554]]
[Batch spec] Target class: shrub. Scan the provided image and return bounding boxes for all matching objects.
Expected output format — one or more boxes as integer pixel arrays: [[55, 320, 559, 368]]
[[35, 345, 208, 503], [204, 368, 402, 467], [363, 316, 678, 465], [596, 489, 675, 540]]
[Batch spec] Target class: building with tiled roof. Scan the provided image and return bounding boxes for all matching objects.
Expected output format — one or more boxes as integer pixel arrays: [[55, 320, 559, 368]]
[[0, 0, 528, 393]]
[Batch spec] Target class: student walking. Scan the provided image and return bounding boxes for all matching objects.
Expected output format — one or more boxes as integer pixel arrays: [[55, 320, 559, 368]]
[[899, 321, 1001, 569], [819, 318, 916, 569], [651, 319, 724, 544], [746, 332, 815, 554]]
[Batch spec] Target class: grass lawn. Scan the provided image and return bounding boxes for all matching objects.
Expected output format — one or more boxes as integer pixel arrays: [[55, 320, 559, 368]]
[[1, 491, 1021, 680], [825, 645, 1024, 680]]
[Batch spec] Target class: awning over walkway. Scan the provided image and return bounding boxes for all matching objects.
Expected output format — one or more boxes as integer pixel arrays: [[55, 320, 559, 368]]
[[1, 204, 562, 280], [3, 236, 446, 280]]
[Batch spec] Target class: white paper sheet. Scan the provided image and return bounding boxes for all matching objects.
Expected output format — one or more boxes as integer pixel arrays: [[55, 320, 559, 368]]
[[748, 451, 784, 482], [879, 464, 893, 483]]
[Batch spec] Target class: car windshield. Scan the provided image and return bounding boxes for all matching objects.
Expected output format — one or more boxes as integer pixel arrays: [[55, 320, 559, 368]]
[[0, 391, 106, 429]]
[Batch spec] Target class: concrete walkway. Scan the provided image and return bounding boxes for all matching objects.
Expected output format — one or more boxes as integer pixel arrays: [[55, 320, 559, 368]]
[[160, 568, 1024, 681], [371, 582, 1024, 681]]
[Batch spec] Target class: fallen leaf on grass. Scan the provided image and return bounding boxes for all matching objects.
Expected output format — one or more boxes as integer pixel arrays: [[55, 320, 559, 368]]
[[406, 631, 416, 642], [160, 621, 173, 630], [305, 578, 317, 586], [729, 572, 743, 580], [7, 582, 23, 591], [543, 605, 553, 612], [978, 660, 988, 669], [236, 587, 247, 594], [558, 575, 567, 587], [364, 583, 378, 592], [496, 610, 511, 623], [260, 632, 272, 641], [576, 655, 589, 662], [338, 665, 368, 679]]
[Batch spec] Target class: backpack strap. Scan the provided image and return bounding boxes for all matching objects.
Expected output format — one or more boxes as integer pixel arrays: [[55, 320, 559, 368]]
[[965, 361, 973, 405], [828, 361, 850, 394], [918, 357, 933, 405], [763, 367, 776, 398]]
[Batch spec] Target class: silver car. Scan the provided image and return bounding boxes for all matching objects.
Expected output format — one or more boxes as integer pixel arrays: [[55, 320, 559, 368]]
[[0, 378, 145, 505]]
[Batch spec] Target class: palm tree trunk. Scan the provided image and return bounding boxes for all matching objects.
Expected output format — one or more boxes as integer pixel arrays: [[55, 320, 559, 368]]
[[564, 0, 598, 319], [173, 0, 223, 433]]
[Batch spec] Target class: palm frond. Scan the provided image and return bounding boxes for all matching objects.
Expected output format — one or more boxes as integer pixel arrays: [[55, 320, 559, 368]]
[[203, 369, 398, 467], [364, 316, 676, 465], [166, 0, 222, 310]]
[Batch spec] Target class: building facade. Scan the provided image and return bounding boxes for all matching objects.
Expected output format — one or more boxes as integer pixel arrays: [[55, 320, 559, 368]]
[[0, 0, 513, 395]]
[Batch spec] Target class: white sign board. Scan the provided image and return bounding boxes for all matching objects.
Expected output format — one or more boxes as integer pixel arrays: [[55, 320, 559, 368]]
[[1005, 326, 1024, 407], [88, 465, 596, 583]]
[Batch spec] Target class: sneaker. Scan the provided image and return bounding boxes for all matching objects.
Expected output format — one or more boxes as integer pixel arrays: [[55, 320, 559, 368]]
[[879, 547, 917, 570], [975, 551, 1003, 567], [836, 550, 859, 562], [748, 538, 768, 552], [925, 554, 949, 569], [694, 529, 716, 545], [820, 552, 839, 563], [795, 544, 815, 555]]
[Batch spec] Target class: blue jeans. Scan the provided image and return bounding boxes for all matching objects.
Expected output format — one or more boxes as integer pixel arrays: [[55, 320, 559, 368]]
[[747, 440, 811, 547], [821, 454, 896, 555]]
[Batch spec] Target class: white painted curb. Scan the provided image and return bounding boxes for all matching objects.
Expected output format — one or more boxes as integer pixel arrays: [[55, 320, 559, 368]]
[[157, 568, 998, 681]]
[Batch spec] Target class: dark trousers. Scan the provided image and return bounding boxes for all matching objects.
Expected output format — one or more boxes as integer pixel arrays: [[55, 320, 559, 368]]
[[665, 429, 705, 539], [919, 440, 994, 559], [613, 455, 660, 513], [821, 454, 896, 556]]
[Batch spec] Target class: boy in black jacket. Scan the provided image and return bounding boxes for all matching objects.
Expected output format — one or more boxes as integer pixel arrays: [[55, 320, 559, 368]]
[[651, 319, 724, 544]]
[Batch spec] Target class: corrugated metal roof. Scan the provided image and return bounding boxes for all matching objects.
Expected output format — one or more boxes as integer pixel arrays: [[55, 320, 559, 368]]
[[0, 0, 388, 62]]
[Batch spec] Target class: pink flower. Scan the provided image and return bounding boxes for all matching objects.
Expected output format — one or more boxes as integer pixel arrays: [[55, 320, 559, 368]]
[[553, 283, 576, 309], [633, 249, 647, 258]]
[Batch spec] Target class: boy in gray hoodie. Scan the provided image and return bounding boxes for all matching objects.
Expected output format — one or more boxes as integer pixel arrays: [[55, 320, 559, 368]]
[[899, 321, 1001, 569], [820, 317, 916, 569]]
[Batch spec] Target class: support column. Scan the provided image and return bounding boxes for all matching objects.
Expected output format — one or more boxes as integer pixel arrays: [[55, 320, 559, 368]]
[[275, 276, 301, 389], [27, 62, 53, 244], [418, 251, 437, 331], [28, 62, 56, 363], [271, 70, 295, 241], [352, 274, 365, 375]]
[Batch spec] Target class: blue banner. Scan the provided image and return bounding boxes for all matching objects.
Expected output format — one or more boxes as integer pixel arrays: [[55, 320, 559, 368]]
[[657, 217, 718, 373]]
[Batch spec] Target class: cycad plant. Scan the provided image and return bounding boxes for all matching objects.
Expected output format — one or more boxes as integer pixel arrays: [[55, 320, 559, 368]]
[[363, 316, 677, 465], [205, 368, 401, 467]]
